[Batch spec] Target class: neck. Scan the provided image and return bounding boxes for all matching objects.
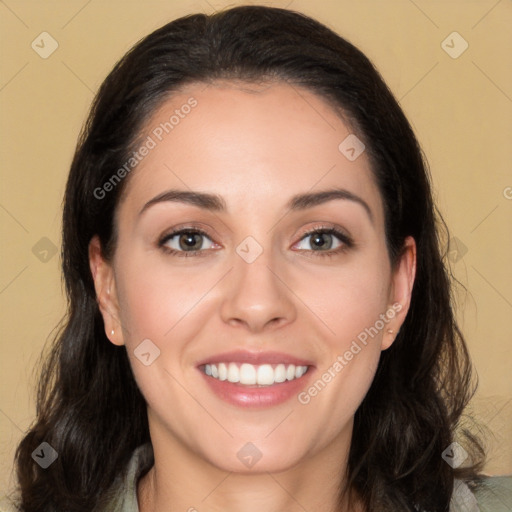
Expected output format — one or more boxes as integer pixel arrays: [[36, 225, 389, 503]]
[[137, 421, 362, 512]]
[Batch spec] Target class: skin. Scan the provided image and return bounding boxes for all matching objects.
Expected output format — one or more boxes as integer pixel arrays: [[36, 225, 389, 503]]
[[89, 81, 416, 512]]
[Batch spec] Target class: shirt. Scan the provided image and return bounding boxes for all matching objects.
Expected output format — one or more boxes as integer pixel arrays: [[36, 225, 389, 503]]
[[98, 444, 512, 512], [2, 443, 511, 511]]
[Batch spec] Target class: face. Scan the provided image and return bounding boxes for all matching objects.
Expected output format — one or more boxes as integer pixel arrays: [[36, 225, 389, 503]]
[[90, 80, 415, 474]]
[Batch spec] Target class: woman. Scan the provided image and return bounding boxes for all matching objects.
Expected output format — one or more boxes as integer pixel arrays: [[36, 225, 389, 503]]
[[7, 5, 510, 511]]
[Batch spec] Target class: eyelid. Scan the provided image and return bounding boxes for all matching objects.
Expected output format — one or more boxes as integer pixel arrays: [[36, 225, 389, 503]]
[[157, 222, 354, 257], [158, 221, 219, 243], [158, 226, 217, 251], [294, 222, 352, 242], [291, 224, 354, 253]]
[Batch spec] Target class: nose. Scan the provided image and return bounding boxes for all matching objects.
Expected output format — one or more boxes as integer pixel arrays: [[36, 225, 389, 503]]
[[219, 248, 297, 333]]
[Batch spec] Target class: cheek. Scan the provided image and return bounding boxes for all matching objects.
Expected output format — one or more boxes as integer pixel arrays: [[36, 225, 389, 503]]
[[300, 254, 391, 346], [296, 269, 388, 443], [114, 238, 392, 355], [294, 250, 390, 403], [114, 254, 210, 345]]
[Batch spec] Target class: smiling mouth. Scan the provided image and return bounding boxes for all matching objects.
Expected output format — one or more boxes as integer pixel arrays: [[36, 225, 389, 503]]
[[201, 362, 310, 387]]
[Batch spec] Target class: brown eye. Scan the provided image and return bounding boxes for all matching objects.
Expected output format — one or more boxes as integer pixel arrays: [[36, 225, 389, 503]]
[[294, 227, 353, 256], [159, 229, 215, 255]]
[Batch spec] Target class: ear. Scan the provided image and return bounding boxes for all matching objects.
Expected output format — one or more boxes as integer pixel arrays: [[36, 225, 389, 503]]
[[88, 235, 124, 346], [381, 236, 416, 350]]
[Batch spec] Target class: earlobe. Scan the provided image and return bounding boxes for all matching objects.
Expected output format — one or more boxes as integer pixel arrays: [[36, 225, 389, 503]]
[[88, 236, 125, 346], [381, 236, 416, 351]]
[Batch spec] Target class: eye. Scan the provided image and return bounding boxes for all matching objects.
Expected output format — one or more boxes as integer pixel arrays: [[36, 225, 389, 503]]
[[158, 228, 216, 257], [293, 227, 353, 257], [158, 225, 353, 258]]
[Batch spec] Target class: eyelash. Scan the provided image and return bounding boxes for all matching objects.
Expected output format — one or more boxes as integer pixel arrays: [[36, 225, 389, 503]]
[[157, 225, 354, 259]]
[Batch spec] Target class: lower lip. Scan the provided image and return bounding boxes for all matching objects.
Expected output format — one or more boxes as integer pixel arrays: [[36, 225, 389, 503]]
[[199, 368, 314, 408]]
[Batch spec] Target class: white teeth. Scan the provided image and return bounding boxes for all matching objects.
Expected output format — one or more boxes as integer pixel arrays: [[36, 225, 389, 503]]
[[274, 364, 287, 383], [240, 363, 256, 385], [203, 362, 309, 386], [256, 364, 274, 386], [218, 362, 227, 381], [227, 362, 239, 383]]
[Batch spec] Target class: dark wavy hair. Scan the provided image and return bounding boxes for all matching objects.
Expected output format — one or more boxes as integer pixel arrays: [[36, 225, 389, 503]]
[[14, 5, 485, 511]]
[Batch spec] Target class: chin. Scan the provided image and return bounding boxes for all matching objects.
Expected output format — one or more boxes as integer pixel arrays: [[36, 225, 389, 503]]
[[203, 442, 307, 475]]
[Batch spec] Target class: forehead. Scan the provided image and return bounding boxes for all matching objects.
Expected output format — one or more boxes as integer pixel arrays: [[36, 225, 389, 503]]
[[119, 80, 383, 223]]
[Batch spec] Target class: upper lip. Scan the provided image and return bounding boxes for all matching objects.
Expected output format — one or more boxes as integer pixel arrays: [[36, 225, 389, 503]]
[[196, 350, 315, 367]]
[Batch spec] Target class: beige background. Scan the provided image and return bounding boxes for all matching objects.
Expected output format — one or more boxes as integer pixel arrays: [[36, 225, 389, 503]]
[[1, 0, 511, 496]]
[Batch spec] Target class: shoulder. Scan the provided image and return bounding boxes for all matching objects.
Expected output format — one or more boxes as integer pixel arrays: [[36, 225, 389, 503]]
[[450, 476, 512, 512], [472, 475, 512, 511], [95, 443, 154, 512], [0, 444, 154, 512]]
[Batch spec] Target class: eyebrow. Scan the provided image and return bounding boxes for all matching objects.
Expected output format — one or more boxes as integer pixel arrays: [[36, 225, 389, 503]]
[[139, 187, 373, 223]]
